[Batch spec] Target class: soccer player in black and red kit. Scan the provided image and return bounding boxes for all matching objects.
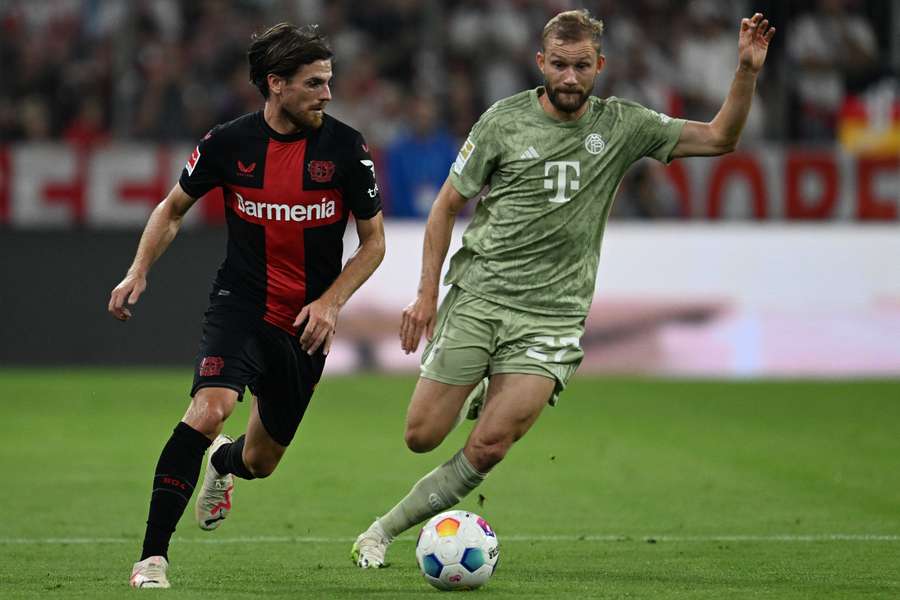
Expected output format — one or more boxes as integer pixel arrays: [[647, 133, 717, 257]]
[[109, 23, 385, 589]]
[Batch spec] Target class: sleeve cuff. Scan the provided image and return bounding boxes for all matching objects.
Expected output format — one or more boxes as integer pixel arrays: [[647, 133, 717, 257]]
[[660, 118, 688, 165], [448, 172, 480, 200]]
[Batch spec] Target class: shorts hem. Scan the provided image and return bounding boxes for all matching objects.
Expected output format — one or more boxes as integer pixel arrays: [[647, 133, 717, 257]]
[[489, 366, 560, 386], [419, 371, 485, 387], [489, 366, 564, 406], [190, 381, 246, 400]]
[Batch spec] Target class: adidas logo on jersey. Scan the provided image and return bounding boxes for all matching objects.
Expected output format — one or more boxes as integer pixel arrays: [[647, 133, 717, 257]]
[[520, 146, 540, 160]]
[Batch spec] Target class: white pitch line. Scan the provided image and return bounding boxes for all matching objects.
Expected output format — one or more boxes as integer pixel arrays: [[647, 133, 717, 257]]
[[1, 534, 898, 545]]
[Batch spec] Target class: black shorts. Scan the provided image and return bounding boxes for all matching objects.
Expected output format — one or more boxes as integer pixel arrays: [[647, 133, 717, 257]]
[[191, 289, 326, 446]]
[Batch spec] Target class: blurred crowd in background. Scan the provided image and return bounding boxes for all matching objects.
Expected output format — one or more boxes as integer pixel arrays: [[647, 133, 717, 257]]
[[0, 0, 897, 218]]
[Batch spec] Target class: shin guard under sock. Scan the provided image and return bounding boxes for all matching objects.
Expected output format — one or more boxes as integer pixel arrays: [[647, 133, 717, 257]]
[[140, 422, 211, 560], [378, 449, 487, 538]]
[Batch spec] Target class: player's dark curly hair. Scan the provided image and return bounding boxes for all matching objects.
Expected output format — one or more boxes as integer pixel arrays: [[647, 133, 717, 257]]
[[248, 23, 334, 99], [542, 9, 605, 54]]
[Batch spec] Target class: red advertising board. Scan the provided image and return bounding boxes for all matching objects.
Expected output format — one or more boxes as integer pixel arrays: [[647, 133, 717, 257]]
[[0, 143, 896, 226]]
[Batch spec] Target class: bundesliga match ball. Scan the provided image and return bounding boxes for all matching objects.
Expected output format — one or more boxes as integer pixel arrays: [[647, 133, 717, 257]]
[[415, 510, 499, 591]]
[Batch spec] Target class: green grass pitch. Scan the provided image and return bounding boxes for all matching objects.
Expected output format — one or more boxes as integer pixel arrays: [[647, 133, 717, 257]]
[[1, 369, 898, 598]]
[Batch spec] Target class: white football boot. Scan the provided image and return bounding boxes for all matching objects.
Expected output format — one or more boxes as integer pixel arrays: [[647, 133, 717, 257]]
[[195, 434, 234, 531], [351, 519, 392, 568], [129, 555, 170, 589]]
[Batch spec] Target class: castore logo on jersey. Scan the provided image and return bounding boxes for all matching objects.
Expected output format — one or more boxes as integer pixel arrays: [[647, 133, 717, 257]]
[[236, 160, 257, 176]]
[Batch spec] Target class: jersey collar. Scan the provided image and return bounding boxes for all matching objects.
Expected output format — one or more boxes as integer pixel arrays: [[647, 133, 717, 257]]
[[257, 110, 315, 142]]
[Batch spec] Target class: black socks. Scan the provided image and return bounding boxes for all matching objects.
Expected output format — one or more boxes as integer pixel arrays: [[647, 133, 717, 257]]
[[211, 434, 256, 480], [140, 422, 211, 560]]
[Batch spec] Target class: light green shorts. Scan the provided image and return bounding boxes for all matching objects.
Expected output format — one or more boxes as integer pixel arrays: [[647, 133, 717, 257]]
[[419, 286, 585, 404]]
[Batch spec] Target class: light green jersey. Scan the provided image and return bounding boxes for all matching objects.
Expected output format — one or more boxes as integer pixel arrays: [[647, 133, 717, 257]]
[[446, 87, 686, 316]]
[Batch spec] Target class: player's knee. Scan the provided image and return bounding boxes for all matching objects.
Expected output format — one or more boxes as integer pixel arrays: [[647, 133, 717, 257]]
[[246, 463, 275, 479], [243, 451, 277, 478], [207, 402, 231, 426], [188, 389, 236, 435], [187, 411, 225, 438], [466, 436, 511, 472], [404, 425, 442, 453]]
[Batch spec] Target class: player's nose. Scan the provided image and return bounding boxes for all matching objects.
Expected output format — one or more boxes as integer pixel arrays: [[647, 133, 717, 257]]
[[320, 83, 332, 102]]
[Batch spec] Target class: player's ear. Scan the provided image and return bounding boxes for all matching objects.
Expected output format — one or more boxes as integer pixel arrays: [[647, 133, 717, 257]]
[[267, 73, 283, 97], [536, 50, 545, 72], [595, 54, 606, 75]]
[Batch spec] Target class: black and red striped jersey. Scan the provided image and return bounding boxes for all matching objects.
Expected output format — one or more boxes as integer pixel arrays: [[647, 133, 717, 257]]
[[179, 111, 382, 334]]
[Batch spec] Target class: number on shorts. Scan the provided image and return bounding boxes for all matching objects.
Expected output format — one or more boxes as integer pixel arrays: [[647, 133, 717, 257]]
[[525, 336, 580, 363]]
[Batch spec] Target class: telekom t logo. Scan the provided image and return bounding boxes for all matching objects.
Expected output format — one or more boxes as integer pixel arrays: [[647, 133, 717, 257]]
[[543, 161, 580, 203]]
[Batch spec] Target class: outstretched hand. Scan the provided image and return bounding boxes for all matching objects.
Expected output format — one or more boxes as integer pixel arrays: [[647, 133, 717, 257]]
[[738, 13, 775, 74]]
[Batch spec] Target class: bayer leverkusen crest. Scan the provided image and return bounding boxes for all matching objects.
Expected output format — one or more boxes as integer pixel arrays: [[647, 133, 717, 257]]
[[308, 160, 335, 183]]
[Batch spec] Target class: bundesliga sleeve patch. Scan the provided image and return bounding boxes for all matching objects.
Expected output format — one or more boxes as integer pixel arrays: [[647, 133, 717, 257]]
[[185, 145, 201, 176], [452, 137, 476, 175]]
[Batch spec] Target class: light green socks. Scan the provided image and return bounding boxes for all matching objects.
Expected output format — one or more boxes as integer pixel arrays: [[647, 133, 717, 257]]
[[378, 449, 486, 538]]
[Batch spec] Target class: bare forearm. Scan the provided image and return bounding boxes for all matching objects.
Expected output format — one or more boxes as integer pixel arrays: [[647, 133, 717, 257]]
[[418, 205, 457, 299], [320, 236, 385, 308], [710, 66, 758, 150], [128, 201, 185, 276], [672, 14, 773, 159]]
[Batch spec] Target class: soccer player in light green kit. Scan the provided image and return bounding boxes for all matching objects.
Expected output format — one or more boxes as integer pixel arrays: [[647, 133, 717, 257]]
[[353, 9, 775, 567]]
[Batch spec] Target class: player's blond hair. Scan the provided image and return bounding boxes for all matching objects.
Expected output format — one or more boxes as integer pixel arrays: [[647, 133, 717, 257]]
[[541, 9, 605, 54]]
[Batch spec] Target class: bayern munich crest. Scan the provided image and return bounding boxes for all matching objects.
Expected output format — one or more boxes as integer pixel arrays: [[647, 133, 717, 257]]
[[584, 133, 606, 155]]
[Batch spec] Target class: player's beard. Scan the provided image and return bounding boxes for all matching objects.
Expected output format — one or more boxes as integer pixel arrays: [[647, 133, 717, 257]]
[[544, 80, 593, 114], [282, 104, 324, 131]]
